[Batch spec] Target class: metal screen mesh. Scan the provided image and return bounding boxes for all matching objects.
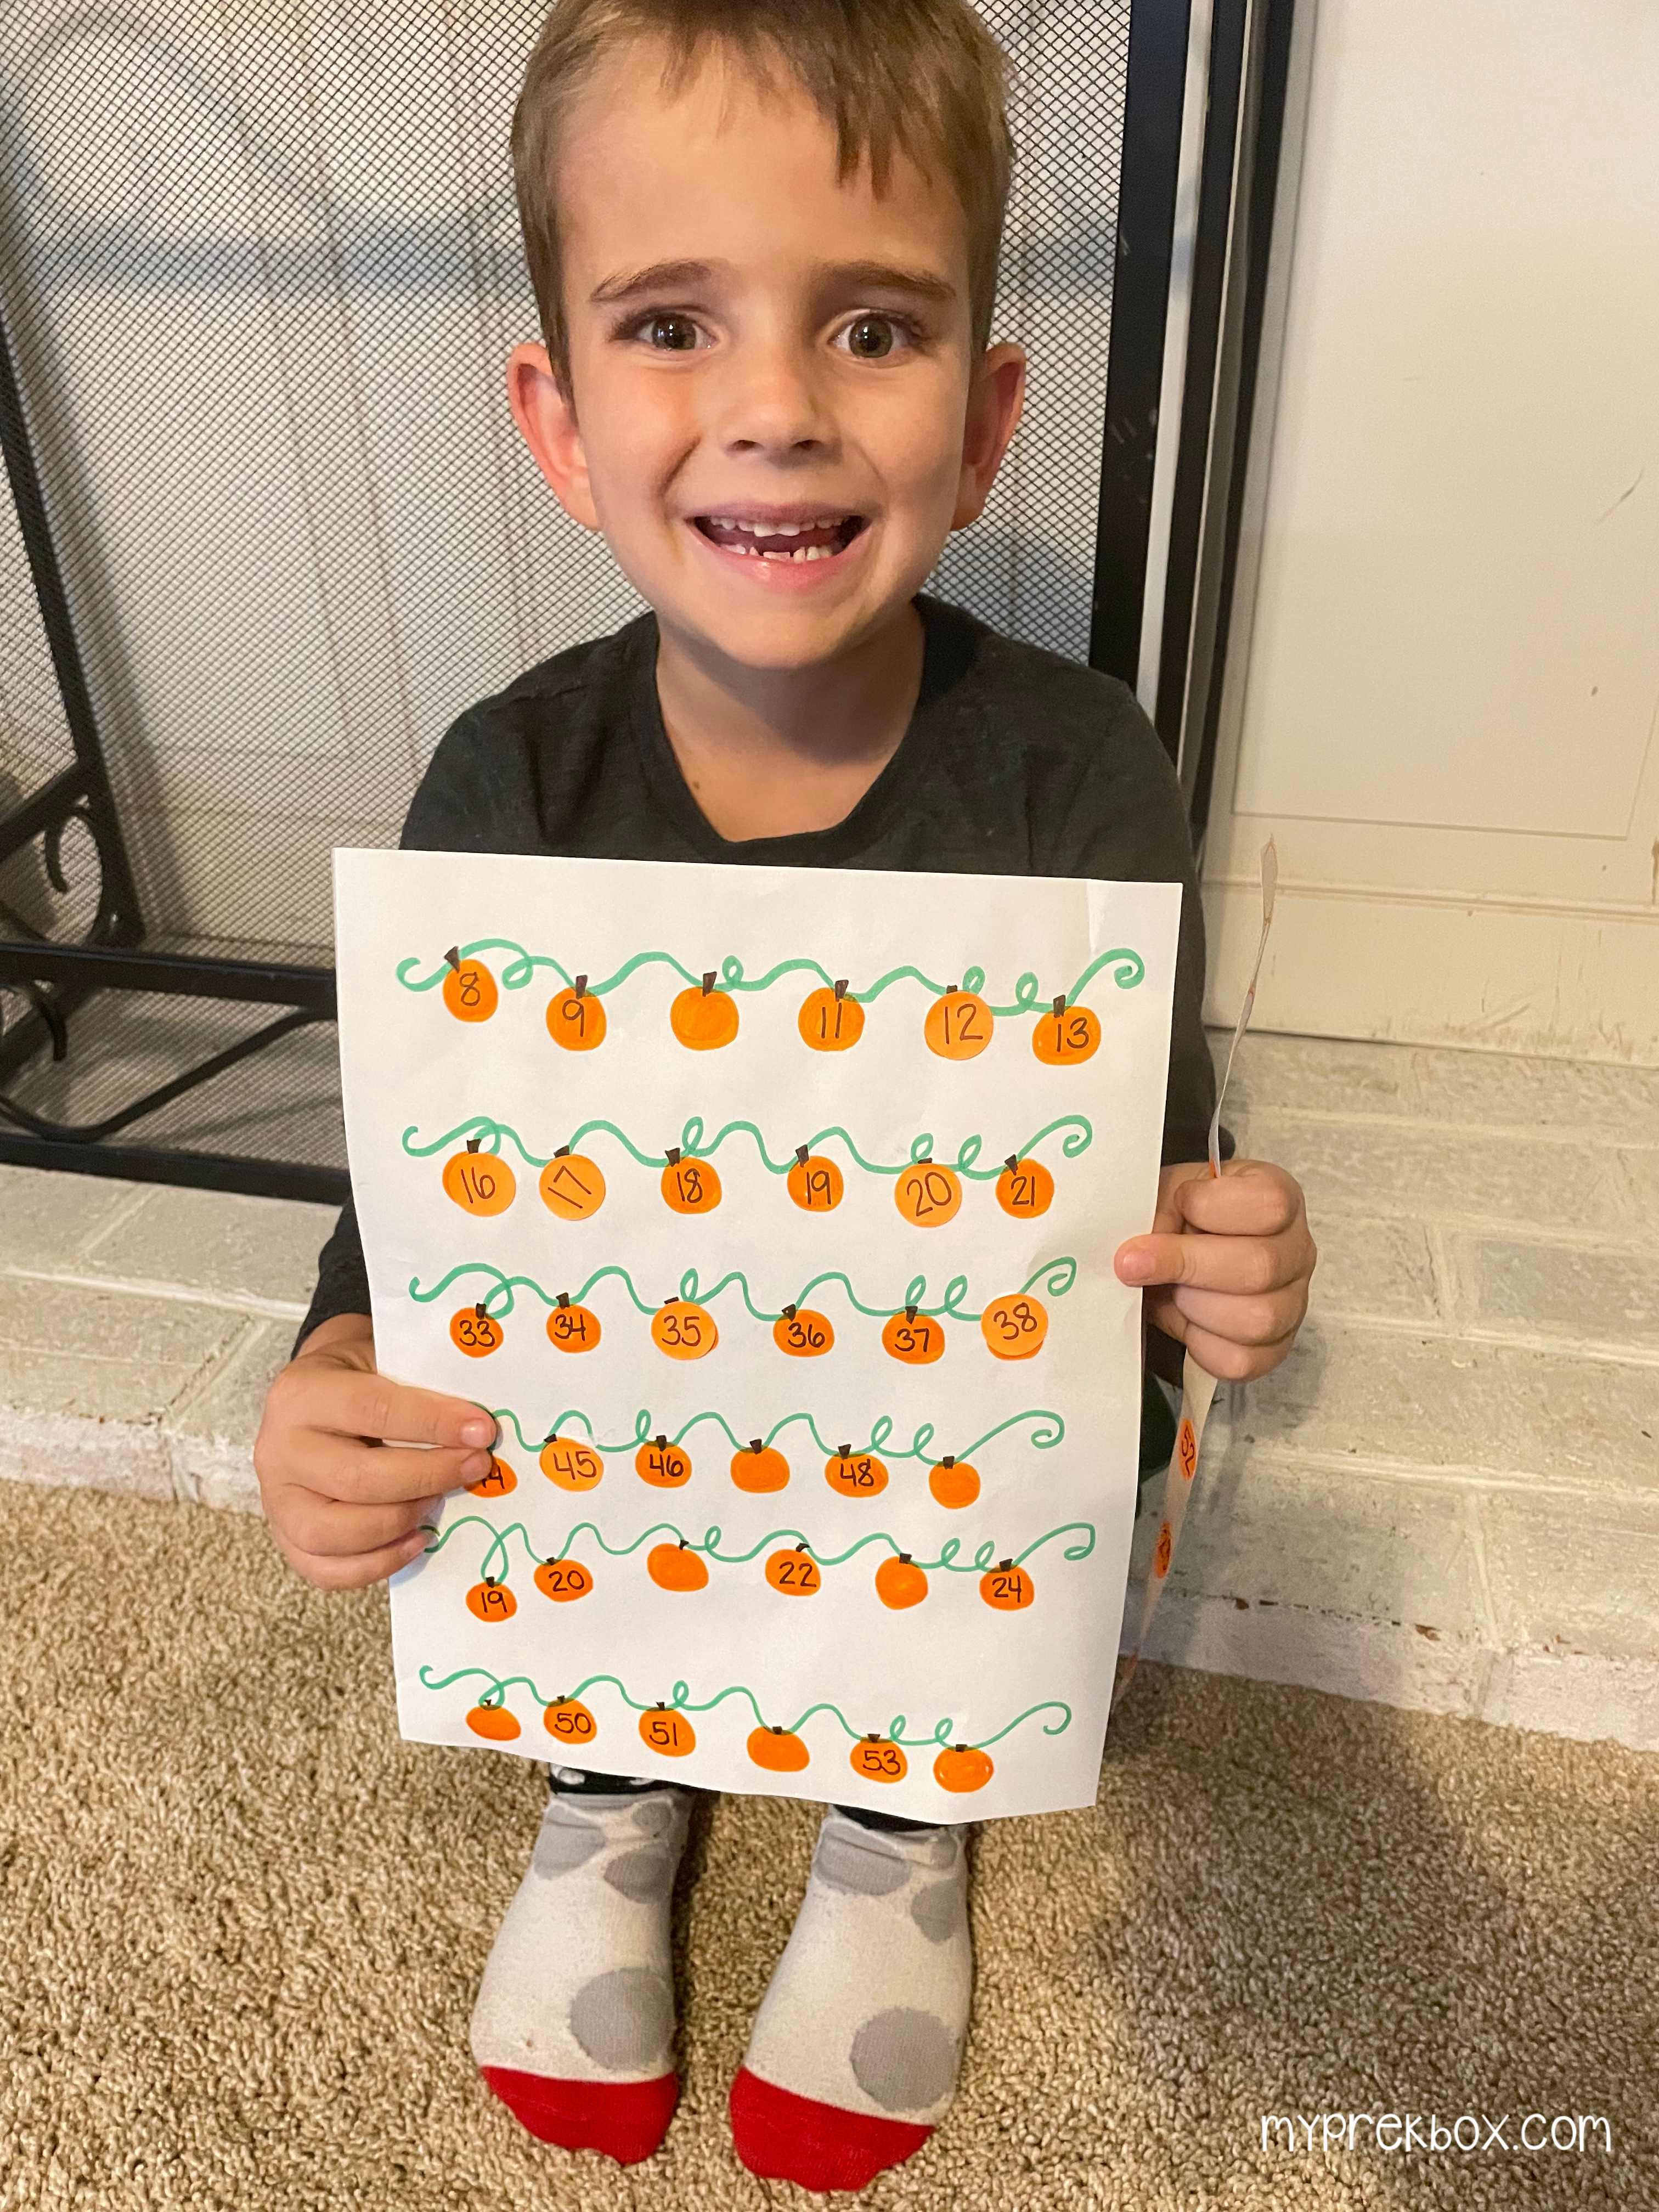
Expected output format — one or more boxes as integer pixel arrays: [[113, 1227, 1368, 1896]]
[[0, 0, 1128, 1171]]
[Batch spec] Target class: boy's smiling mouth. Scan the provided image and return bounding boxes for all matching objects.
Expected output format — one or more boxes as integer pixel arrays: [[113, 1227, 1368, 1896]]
[[692, 512, 868, 563]]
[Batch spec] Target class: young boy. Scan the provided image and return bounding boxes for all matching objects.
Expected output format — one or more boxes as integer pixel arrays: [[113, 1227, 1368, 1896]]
[[255, 0, 1315, 2190]]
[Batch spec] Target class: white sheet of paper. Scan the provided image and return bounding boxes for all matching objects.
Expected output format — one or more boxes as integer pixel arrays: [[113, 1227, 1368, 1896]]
[[335, 849, 1180, 1821]]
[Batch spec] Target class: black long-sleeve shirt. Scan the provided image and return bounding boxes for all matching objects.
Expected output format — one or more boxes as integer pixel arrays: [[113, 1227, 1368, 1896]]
[[300, 597, 1216, 1353]]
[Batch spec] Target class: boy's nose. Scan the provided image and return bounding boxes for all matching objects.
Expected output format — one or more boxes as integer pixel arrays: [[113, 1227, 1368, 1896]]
[[712, 338, 835, 458]]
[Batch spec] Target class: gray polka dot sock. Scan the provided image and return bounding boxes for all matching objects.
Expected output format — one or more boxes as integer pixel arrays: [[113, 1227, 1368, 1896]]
[[470, 1779, 692, 2163], [731, 1808, 972, 2190]]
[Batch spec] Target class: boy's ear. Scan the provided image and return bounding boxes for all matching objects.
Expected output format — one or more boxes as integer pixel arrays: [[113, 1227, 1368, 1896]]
[[507, 342, 600, 531], [951, 342, 1026, 532]]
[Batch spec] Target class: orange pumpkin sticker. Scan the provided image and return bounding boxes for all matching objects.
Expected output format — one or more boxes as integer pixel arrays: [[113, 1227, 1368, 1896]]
[[764, 1543, 821, 1596], [539, 1434, 603, 1492], [442, 952, 496, 1023], [934, 1744, 994, 1793], [450, 1304, 503, 1358], [652, 1299, 718, 1359], [786, 1148, 844, 1213], [825, 1446, 888, 1498], [466, 1578, 516, 1623], [546, 1294, 601, 1354], [543, 1695, 598, 1745], [647, 1540, 709, 1592], [874, 1553, 928, 1610], [546, 977, 606, 1052], [466, 1454, 517, 1498], [442, 1141, 516, 1217], [995, 1153, 1055, 1220], [773, 1304, 833, 1357], [928, 1456, 980, 1510], [661, 1150, 721, 1215], [635, 1434, 691, 1488], [849, 1734, 907, 1783], [670, 973, 738, 1050], [638, 1703, 696, 1757], [748, 1724, 810, 1773], [730, 1439, 790, 1493], [894, 1160, 962, 1228], [881, 1305, 944, 1365], [1032, 995, 1101, 1065], [980, 1291, 1048, 1361], [980, 1558, 1035, 1611], [923, 985, 992, 1061], [1177, 1417, 1198, 1482], [798, 979, 864, 1052], [538, 1148, 607, 1221], [533, 1557, 594, 1604], [1153, 1520, 1173, 1579], [466, 1702, 520, 1741]]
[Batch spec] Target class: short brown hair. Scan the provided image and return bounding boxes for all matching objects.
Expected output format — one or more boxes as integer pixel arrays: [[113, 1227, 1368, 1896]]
[[511, 0, 1014, 387]]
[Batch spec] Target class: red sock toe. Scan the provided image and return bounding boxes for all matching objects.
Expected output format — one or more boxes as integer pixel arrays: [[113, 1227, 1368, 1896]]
[[481, 2065, 678, 2164], [729, 2066, 933, 2192]]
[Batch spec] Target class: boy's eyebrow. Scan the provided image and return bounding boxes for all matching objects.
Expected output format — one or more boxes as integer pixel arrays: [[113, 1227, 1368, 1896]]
[[590, 258, 716, 306], [587, 258, 959, 308], [820, 259, 958, 304]]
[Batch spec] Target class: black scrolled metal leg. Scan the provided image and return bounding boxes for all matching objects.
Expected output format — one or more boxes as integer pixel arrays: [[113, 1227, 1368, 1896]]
[[0, 1005, 326, 1146]]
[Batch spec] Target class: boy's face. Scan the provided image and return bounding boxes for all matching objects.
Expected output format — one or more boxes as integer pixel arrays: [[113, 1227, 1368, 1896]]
[[509, 41, 1024, 675]]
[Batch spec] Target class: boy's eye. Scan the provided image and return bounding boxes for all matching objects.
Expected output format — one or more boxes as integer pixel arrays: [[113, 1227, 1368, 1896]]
[[840, 315, 901, 359], [642, 313, 701, 352]]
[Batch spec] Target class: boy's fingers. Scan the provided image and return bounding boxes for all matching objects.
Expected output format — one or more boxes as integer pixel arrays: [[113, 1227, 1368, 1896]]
[[278, 1363, 498, 1451], [1145, 1300, 1300, 1383], [1116, 1229, 1310, 1294], [277, 1434, 489, 1505], [1173, 1160, 1304, 1238], [276, 1525, 435, 1592], [273, 1489, 445, 1562], [1161, 1282, 1308, 1347]]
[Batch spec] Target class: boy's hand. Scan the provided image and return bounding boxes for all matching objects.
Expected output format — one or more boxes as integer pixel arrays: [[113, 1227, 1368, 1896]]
[[253, 1313, 498, 1589], [1114, 1160, 1314, 1382]]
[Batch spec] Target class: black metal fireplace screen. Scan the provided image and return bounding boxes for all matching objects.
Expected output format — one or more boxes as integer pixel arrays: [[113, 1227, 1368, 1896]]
[[0, 0, 1289, 1203]]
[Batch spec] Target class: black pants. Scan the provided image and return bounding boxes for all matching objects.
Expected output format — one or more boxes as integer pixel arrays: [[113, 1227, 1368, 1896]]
[[547, 1763, 935, 1834]]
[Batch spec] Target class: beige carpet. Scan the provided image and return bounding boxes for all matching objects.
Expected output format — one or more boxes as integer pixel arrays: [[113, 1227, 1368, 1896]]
[[0, 1483, 1652, 2212]]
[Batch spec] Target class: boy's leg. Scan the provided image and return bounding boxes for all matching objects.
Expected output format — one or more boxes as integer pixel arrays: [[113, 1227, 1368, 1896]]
[[730, 1801, 971, 2192], [470, 1765, 695, 2165]]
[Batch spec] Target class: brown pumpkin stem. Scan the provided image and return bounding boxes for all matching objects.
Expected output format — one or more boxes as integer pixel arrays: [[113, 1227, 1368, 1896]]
[[573, 974, 588, 996], [654, 1434, 668, 1448], [556, 1293, 570, 1310], [554, 1144, 571, 1158], [795, 1144, 809, 1166], [749, 1437, 764, 1454], [666, 1147, 681, 1165], [1053, 993, 1066, 1015], [946, 981, 959, 994], [905, 1304, 918, 1322], [838, 1444, 850, 1457], [999, 1557, 1014, 1571], [466, 1136, 481, 1153], [782, 1303, 798, 1319], [833, 978, 848, 999], [771, 1725, 785, 1734], [701, 970, 716, 994], [473, 1302, 488, 1318], [897, 1553, 912, 1565], [865, 1732, 882, 1743], [1005, 1154, 1019, 1172], [443, 946, 461, 971], [942, 1456, 955, 1468]]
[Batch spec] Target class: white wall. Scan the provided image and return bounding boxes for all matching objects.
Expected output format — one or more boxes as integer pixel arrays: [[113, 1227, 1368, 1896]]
[[1204, 0, 1659, 1064]]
